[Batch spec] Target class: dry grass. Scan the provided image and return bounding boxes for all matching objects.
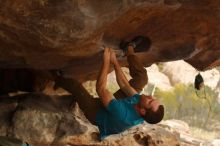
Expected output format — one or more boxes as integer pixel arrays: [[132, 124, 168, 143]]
[[190, 126, 220, 141]]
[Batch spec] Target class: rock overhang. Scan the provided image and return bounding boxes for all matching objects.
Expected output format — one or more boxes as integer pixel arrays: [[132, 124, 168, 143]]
[[0, 0, 220, 81]]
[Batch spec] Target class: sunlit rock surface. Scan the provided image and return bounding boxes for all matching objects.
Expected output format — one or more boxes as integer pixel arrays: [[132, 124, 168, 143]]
[[145, 64, 172, 91], [0, 0, 220, 81], [3, 93, 218, 146], [162, 60, 220, 89]]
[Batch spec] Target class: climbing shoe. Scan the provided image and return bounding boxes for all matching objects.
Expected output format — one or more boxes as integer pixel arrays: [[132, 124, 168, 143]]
[[119, 35, 152, 53]]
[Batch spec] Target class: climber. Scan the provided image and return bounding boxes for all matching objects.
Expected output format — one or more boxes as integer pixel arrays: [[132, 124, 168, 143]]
[[53, 36, 164, 140]]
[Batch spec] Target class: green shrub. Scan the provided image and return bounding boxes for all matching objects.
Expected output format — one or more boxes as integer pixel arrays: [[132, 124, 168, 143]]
[[154, 83, 220, 129]]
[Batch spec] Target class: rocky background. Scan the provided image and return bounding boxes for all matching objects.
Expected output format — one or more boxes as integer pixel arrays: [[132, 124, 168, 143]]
[[0, 93, 219, 146], [84, 60, 220, 100], [1, 0, 220, 146], [0, 60, 220, 146], [0, 0, 220, 81]]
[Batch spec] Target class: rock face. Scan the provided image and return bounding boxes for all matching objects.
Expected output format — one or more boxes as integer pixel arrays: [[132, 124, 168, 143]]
[[0, 0, 220, 81], [145, 64, 172, 91], [1, 1, 220, 145], [1, 93, 216, 146]]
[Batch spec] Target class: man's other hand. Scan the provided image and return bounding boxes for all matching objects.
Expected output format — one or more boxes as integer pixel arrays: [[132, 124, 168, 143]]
[[110, 49, 117, 65], [103, 47, 111, 63]]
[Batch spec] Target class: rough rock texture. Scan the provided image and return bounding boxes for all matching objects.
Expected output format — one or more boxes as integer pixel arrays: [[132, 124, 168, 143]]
[[1, 1, 220, 145], [0, 0, 220, 81], [1, 93, 217, 146]]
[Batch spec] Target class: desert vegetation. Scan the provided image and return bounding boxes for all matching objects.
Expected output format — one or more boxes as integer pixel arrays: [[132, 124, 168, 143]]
[[154, 84, 220, 140]]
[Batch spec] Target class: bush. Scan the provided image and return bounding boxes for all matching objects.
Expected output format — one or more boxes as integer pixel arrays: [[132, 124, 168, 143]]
[[154, 83, 220, 129]]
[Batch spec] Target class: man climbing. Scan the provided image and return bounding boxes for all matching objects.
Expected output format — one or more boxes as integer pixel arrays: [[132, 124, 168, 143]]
[[53, 36, 164, 140]]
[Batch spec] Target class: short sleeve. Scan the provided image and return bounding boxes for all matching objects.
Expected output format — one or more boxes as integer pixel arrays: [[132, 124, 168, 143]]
[[106, 99, 127, 120], [122, 94, 141, 104]]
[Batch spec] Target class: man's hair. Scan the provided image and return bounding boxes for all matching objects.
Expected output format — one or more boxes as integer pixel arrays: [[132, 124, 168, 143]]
[[143, 105, 164, 124]]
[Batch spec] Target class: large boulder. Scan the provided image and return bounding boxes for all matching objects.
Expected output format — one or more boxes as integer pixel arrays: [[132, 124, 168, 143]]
[[0, 93, 183, 146], [0, 0, 220, 81], [160, 120, 216, 146], [0, 93, 218, 146], [145, 64, 172, 92]]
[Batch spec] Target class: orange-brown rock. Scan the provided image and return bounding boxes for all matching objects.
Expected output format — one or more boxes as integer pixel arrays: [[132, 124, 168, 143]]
[[0, 0, 220, 82]]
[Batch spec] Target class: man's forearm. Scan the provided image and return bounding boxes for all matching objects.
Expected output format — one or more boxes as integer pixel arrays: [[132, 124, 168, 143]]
[[113, 58, 137, 97], [96, 48, 114, 107], [96, 60, 110, 92], [113, 60, 129, 89]]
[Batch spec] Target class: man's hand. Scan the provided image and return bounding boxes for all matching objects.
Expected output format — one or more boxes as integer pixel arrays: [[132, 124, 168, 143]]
[[103, 47, 111, 64], [110, 49, 117, 65]]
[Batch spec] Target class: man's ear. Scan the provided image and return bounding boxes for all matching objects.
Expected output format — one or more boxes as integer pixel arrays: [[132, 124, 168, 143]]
[[140, 108, 146, 116]]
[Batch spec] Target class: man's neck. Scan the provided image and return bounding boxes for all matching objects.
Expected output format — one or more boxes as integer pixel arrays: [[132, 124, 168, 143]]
[[134, 104, 141, 115]]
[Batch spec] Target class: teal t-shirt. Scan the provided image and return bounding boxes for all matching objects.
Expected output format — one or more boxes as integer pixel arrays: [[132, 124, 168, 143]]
[[95, 94, 144, 140]]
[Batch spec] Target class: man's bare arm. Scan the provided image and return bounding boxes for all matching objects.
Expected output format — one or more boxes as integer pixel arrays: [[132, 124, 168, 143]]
[[110, 50, 137, 97], [96, 48, 114, 107]]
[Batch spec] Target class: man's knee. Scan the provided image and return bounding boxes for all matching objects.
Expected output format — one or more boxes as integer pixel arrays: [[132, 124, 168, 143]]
[[141, 75, 148, 87], [136, 70, 148, 87], [137, 76, 148, 88], [130, 76, 148, 92]]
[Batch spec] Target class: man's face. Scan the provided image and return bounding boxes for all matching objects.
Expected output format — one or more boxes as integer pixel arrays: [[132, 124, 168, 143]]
[[140, 95, 160, 112]]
